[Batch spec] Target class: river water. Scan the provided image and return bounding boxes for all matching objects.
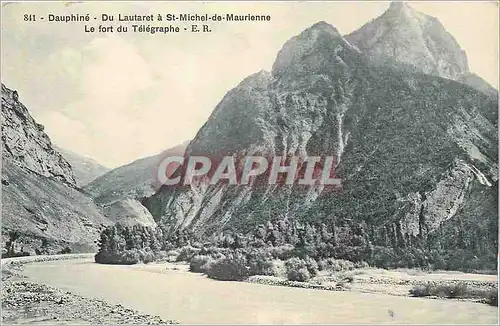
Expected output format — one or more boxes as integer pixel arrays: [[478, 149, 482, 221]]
[[22, 258, 498, 324]]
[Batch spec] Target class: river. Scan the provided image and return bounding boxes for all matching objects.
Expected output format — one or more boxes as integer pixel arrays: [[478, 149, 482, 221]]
[[21, 258, 498, 324]]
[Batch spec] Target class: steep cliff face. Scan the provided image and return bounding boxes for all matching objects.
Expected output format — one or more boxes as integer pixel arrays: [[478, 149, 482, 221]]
[[2, 84, 76, 185], [1, 84, 110, 255], [1, 161, 110, 255], [145, 19, 497, 265]]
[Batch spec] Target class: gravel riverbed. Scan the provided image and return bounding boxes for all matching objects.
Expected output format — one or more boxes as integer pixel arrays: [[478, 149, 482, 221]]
[[1, 255, 178, 325]]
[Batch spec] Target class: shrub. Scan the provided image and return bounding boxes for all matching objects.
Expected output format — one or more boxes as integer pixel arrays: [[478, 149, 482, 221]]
[[271, 260, 286, 278], [205, 252, 249, 281], [304, 256, 319, 277], [317, 260, 327, 271], [487, 290, 498, 306], [140, 249, 155, 264], [409, 285, 431, 297], [108, 250, 137, 264], [95, 250, 138, 265], [176, 245, 201, 262], [285, 257, 311, 282], [318, 258, 355, 272], [269, 245, 295, 260], [199, 246, 227, 260], [59, 247, 72, 254], [121, 249, 141, 264], [165, 249, 180, 262], [94, 251, 113, 264], [247, 251, 276, 276], [354, 261, 370, 269], [409, 282, 493, 301], [94, 248, 158, 265], [435, 283, 468, 298], [288, 267, 311, 282], [189, 255, 215, 273]]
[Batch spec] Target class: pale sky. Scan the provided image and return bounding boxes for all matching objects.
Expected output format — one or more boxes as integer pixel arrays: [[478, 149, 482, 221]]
[[2, 1, 498, 168]]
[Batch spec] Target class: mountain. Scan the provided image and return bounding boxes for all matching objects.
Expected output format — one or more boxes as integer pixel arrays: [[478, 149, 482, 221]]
[[55, 146, 110, 187], [2, 85, 76, 186], [345, 2, 469, 80], [84, 141, 189, 204], [345, 2, 498, 99], [144, 17, 498, 269], [1, 84, 111, 255], [101, 198, 157, 228]]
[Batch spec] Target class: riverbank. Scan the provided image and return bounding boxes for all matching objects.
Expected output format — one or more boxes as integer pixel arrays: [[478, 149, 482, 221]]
[[1, 255, 178, 324], [2, 281, 178, 324], [162, 260, 498, 304], [1, 253, 95, 281], [4, 255, 499, 324], [245, 269, 497, 303]]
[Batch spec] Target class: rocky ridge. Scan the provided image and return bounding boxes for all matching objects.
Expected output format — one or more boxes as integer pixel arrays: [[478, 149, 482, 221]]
[[2, 84, 76, 186], [56, 146, 110, 187], [85, 141, 189, 204]]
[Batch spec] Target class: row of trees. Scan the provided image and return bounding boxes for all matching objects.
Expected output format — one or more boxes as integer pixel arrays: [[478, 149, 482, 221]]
[[95, 213, 497, 272], [94, 224, 163, 264]]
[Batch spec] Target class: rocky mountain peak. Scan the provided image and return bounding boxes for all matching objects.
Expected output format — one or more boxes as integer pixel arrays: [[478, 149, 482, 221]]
[[272, 21, 361, 85], [383, 1, 431, 27], [308, 21, 341, 35], [346, 2, 469, 80], [387, 1, 412, 15]]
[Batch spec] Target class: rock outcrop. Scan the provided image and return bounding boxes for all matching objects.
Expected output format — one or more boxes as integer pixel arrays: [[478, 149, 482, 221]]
[[1, 84, 111, 255], [2, 84, 76, 186]]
